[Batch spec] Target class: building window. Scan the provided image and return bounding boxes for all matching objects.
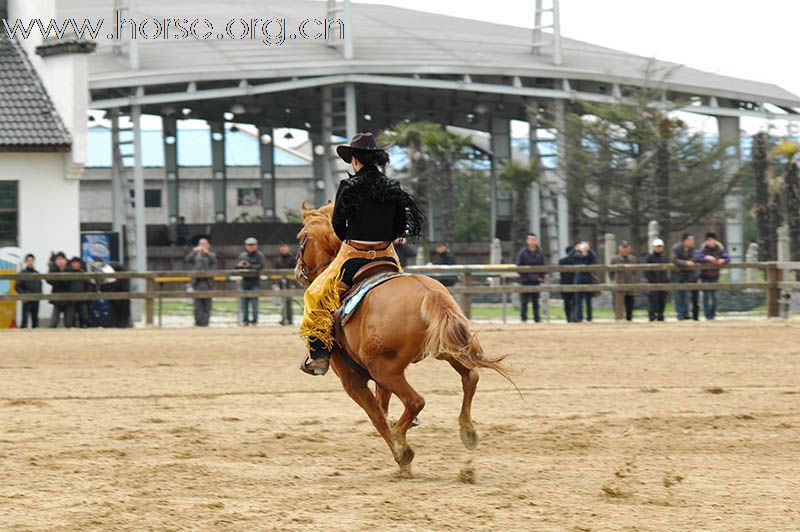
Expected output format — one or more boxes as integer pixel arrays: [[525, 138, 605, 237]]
[[237, 187, 262, 207], [0, 181, 18, 246], [129, 189, 162, 208]]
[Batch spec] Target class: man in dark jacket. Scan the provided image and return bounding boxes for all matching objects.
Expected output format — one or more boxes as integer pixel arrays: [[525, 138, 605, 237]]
[[236, 237, 266, 326], [569, 242, 597, 323], [516, 233, 546, 323], [16, 254, 42, 329], [393, 237, 417, 268], [671, 233, 700, 320], [610, 241, 638, 321], [559, 246, 575, 322], [47, 252, 74, 328], [274, 243, 296, 326], [430, 242, 456, 287], [645, 239, 670, 321], [186, 238, 217, 327], [696, 232, 731, 320], [69, 257, 91, 328]]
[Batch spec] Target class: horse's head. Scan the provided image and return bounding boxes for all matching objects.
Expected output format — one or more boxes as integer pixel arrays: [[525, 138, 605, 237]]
[[295, 200, 341, 286]]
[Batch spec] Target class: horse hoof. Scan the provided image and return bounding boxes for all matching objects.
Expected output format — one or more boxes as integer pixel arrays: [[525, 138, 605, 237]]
[[460, 426, 479, 450], [397, 446, 415, 466]]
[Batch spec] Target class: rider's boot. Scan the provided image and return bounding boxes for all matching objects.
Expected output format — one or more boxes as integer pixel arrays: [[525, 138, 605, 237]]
[[300, 338, 331, 376]]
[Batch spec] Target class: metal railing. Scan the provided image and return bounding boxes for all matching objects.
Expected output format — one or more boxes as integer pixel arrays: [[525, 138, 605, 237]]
[[1, 262, 798, 325]]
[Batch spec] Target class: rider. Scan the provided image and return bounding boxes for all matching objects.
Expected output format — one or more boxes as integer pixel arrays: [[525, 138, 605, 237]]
[[299, 132, 424, 376]]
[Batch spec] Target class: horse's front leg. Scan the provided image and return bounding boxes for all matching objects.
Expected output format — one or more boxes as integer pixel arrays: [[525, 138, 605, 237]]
[[330, 356, 399, 463]]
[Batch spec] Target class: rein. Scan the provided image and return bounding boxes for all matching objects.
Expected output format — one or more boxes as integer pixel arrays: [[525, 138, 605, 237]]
[[296, 233, 333, 285]]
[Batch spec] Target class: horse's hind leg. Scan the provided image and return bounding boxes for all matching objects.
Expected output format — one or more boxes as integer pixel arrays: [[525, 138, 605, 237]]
[[377, 372, 425, 466], [448, 358, 480, 450], [331, 357, 399, 463]]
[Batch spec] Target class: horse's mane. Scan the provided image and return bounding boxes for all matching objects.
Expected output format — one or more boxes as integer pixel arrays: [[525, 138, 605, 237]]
[[299, 203, 341, 257]]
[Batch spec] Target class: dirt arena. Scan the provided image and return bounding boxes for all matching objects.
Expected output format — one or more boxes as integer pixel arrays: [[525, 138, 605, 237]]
[[1, 322, 798, 531]]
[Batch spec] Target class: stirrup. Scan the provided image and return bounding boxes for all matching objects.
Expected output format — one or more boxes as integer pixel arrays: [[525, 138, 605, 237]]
[[300, 354, 330, 376]]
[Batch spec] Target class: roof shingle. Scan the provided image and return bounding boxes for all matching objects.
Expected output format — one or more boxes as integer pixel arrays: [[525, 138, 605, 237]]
[[0, 38, 71, 151]]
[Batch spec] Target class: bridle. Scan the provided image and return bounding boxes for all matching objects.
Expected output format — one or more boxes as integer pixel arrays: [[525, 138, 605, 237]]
[[296, 232, 332, 285]]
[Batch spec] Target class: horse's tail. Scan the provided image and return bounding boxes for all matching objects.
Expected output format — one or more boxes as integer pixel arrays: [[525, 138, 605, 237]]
[[420, 290, 516, 383]]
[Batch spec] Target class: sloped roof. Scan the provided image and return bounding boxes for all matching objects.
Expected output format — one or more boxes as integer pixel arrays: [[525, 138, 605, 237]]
[[55, 0, 800, 108], [0, 38, 71, 151]]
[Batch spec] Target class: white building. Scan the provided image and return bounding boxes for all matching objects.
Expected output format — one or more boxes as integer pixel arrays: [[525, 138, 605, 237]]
[[0, 0, 94, 318]]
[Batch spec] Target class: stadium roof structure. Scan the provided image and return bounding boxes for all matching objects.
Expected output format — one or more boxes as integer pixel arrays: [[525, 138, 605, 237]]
[[58, 0, 800, 123], [51, 0, 792, 269]]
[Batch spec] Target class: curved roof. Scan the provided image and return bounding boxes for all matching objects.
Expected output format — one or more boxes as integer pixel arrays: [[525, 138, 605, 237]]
[[56, 0, 800, 109]]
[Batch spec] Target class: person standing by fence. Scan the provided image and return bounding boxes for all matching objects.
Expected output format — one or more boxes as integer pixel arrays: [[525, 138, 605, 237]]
[[610, 241, 638, 321], [559, 246, 575, 322], [47, 252, 74, 328], [236, 237, 266, 326], [645, 239, 669, 321], [696, 232, 730, 320], [186, 238, 217, 327], [515, 233, 546, 323], [570, 242, 597, 323], [672, 233, 700, 321], [274, 243, 296, 326], [69, 257, 90, 328], [16, 254, 42, 329]]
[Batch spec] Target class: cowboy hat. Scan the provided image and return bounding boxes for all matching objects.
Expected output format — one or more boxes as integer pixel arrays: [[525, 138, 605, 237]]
[[336, 132, 392, 163]]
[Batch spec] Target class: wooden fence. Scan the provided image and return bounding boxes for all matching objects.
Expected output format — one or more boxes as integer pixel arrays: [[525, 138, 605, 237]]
[[1, 262, 798, 325]]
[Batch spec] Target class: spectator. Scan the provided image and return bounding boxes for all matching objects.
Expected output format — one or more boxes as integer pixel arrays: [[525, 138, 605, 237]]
[[515, 233, 546, 323], [236, 237, 266, 326], [47, 252, 74, 328], [696, 232, 731, 320], [185, 238, 217, 327], [16, 253, 42, 329], [429, 242, 456, 287], [69, 257, 90, 328], [99, 262, 131, 328], [176, 216, 190, 246], [569, 242, 597, 322], [274, 243, 296, 326], [610, 240, 638, 321], [559, 246, 575, 322], [671, 233, 700, 321], [645, 239, 670, 321], [393, 237, 417, 267]]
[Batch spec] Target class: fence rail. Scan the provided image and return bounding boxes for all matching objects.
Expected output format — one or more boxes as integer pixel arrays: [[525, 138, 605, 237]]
[[0, 262, 797, 324]]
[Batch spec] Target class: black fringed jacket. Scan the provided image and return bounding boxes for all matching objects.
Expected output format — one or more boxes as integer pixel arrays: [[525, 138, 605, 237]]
[[332, 165, 424, 242]]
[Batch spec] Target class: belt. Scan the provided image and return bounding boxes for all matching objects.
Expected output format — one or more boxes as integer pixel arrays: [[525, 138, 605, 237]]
[[343, 241, 394, 260], [346, 240, 391, 251]]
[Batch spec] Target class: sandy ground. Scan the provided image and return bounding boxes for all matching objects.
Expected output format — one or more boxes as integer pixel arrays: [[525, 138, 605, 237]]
[[1, 322, 799, 532]]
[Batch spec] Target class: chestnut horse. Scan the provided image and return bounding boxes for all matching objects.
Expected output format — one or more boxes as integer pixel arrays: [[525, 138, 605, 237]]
[[295, 201, 513, 466]]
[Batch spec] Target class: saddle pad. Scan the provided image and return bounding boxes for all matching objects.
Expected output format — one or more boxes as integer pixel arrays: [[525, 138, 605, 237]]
[[340, 272, 411, 326]]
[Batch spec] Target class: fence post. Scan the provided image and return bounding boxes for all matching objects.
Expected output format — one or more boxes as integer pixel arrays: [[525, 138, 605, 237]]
[[145, 276, 155, 326], [460, 272, 472, 319], [766, 264, 781, 318], [777, 225, 791, 318]]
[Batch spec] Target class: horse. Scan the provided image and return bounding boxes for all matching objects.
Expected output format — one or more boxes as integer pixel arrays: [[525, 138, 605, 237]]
[[295, 201, 513, 467]]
